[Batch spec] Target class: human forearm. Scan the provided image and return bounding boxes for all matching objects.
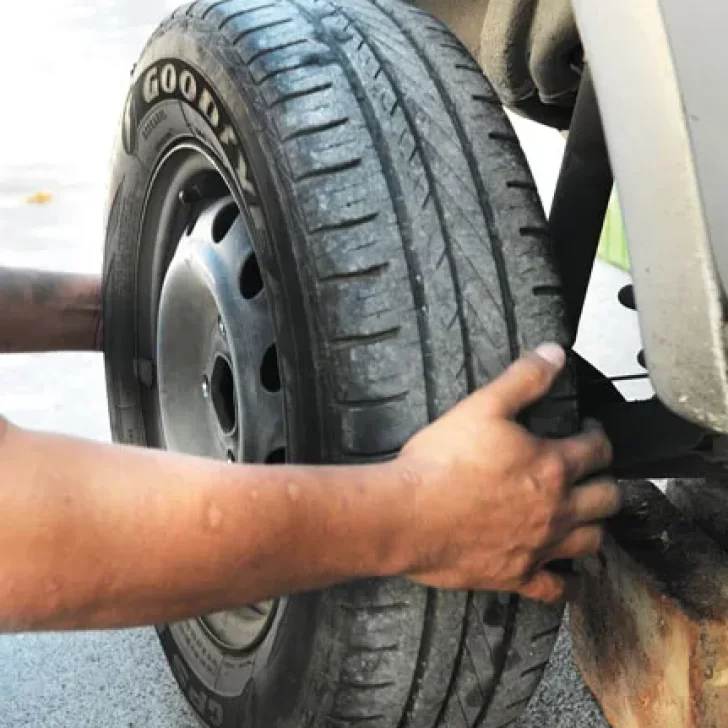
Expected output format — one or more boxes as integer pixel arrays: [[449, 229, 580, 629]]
[[0, 267, 102, 352], [0, 421, 412, 632]]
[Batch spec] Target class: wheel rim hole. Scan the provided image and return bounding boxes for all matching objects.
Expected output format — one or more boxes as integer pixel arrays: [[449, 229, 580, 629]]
[[239, 254, 264, 299], [211, 355, 237, 435], [212, 203, 239, 243], [265, 447, 286, 464], [260, 345, 281, 393]]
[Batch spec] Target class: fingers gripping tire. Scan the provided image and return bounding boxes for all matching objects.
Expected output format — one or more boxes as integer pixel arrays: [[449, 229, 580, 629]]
[[103, 1, 577, 727]]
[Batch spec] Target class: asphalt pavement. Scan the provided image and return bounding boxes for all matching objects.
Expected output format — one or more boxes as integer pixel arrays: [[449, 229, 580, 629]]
[[0, 2, 639, 725]]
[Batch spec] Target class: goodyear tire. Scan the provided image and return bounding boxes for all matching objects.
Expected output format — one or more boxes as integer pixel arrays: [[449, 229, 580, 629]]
[[103, 1, 577, 726]]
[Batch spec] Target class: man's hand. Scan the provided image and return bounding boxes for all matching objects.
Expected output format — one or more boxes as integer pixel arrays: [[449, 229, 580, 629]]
[[397, 343, 619, 603]]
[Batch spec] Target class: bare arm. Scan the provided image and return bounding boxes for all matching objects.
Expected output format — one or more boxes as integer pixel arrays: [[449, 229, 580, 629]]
[[0, 267, 102, 353], [0, 420, 411, 631], [0, 345, 620, 633]]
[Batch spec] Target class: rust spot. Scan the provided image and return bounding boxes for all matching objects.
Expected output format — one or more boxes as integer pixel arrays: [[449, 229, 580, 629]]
[[571, 481, 728, 727]]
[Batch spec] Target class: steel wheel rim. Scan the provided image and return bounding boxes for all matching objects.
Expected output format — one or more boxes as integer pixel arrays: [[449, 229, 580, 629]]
[[143, 143, 285, 653]]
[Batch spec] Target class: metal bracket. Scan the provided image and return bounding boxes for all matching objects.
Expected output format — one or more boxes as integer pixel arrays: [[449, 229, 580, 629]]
[[549, 67, 613, 337], [575, 353, 724, 479], [594, 399, 715, 479]]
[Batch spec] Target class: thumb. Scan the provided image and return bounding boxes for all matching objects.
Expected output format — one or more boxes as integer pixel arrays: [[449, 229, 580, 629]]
[[479, 344, 566, 419], [518, 569, 567, 603]]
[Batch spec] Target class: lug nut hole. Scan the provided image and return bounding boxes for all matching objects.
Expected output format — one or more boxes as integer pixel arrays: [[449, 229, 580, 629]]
[[240, 254, 264, 299], [260, 344, 281, 393], [265, 447, 287, 464], [211, 355, 237, 435], [212, 203, 239, 243]]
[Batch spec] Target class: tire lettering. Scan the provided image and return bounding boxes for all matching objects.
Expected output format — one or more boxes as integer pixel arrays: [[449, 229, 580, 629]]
[[180, 70, 197, 102], [188, 684, 207, 714], [198, 88, 220, 128], [122, 89, 136, 154], [171, 654, 190, 689], [141, 109, 167, 141], [208, 699, 224, 728], [134, 61, 260, 207], [143, 66, 160, 103], [219, 125, 236, 146], [187, 682, 225, 727], [161, 63, 177, 94]]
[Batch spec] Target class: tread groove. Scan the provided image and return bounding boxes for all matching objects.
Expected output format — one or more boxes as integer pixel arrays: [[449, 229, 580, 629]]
[[532, 624, 561, 642], [439, 41, 468, 55], [339, 602, 410, 614], [310, 211, 379, 234], [433, 593, 472, 728], [532, 285, 563, 297], [328, 327, 401, 349], [455, 63, 483, 74], [506, 180, 539, 192], [269, 81, 334, 107], [258, 57, 336, 83], [349, 643, 399, 654], [488, 131, 520, 144], [475, 595, 521, 724], [338, 392, 409, 408], [233, 17, 295, 43], [219, 3, 278, 28], [327, 714, 385, 725], [294, 157, 363, 182], [339, 680, 397, 690], [283, 116, 350, 141], [505, 695, 532, 711], [318, 262, 389, 284], [247, 37, 309, 64], [519, 225, 552, 241], [472, 93, 502, 105], [201, 0, 232, 19], [521, 659, 551, 678]]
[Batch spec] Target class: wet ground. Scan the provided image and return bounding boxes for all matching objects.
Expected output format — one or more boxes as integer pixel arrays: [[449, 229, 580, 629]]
[[0, 1, 640, 725]]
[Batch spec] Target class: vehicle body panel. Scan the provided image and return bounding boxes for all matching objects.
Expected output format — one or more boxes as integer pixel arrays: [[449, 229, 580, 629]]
[[572, 0, 728, 432]]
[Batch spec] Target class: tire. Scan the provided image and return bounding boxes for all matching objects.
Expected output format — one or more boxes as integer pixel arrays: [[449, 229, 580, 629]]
[[103, 1, 577, 727]]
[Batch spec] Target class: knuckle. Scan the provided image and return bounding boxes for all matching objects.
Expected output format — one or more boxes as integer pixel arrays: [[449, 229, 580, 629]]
[[596, 434, 614, 465], [591, 526, 605, 552], [523, 578, 553, 603], [535, 519, 551, 545], [515, 554, 535, 582], [538, 452, 566, 488], [534, 513, 560, 545], [609, 483, 623, 511]]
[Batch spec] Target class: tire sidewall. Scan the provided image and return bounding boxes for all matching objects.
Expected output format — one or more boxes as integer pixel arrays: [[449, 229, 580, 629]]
[[104, 26, 341, 728]]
